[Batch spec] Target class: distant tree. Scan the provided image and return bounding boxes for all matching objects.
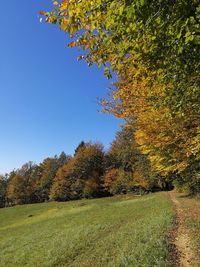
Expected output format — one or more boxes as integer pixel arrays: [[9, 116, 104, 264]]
[[36, 157, 57, 202], [104, 126, 159, 194], [34, 152, 71, 202], [108, 127, 137, 171], [50, 142, 105, 201], [73, 142, 104, 179], [74, 141, 85, 155], [103, 168, 119, 194], [0, 175, 7, 208], [6, 162, 40, 205], [57, 152, 70, 167], [50, 158, 77, 201], [5, 153, 71, 206], [83, 175, 102, 198], [7, 174, 28, 205]]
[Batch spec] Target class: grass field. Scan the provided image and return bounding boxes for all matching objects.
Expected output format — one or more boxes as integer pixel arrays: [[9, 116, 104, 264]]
[[0, 193, 174, 267]]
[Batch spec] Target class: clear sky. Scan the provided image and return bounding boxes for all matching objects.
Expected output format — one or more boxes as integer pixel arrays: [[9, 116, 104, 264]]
[[0, 1, 122, 174]]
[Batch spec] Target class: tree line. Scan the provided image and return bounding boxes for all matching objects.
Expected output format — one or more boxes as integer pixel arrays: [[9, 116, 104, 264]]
[[0, 127, 171, 208], [40, 0, 200, 196]]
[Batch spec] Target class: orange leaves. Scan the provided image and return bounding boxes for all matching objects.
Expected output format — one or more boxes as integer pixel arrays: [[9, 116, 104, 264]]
[[67, 41, 76, 48], [60, 0, 68, 11], [39, 11, 50, 16], [39, 10, 57, 24], [40, 11, 46, 16], [80, 39, 89, 46], [40, 0, 69, 25]]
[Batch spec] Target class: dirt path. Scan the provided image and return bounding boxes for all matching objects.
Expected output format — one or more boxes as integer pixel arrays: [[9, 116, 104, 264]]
[[169, 192, 195, 267]]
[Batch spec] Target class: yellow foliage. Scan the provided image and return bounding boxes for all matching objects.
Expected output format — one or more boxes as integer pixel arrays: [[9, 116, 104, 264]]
[[60, 0, 68, 11]]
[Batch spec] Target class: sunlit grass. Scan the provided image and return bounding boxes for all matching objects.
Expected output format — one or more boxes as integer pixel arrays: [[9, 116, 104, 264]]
[[0, 193, 174, 267]]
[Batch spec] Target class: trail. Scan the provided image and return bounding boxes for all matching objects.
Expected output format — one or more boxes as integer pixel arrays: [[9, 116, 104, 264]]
[[169, 192, 195, 267]]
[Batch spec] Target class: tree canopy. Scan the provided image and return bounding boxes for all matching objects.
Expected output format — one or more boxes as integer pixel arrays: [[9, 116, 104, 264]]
[[41, 0, 200, 194]]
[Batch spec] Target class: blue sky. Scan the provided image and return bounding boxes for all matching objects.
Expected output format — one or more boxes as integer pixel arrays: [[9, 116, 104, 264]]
[[0, 1, 122, 174]]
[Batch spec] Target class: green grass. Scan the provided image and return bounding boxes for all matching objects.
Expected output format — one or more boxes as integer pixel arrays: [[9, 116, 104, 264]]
[[0, 193, 174, 267]]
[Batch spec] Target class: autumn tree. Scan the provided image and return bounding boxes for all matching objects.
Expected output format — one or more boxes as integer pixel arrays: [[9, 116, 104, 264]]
[[110, 71, 200, 193], [6, 162, 41, 205], [74, 141, 85, 155], [50, 142, 105, 200], [0, 175, 7, 208], [35, 152, 70, 202], [103, 168, 119, 194], [105, 126, 156, 192], [50, 158, 76, 201], [103, 168, 134, 195], [107, 126, 138, 171], [43, 0, 200, 194]]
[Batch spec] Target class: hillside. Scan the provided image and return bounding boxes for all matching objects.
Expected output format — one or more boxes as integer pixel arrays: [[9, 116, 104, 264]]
[[0, 193, 174, 267]]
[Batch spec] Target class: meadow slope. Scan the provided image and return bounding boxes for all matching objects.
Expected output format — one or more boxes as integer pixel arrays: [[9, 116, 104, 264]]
[[0, 193, 174, 267]]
